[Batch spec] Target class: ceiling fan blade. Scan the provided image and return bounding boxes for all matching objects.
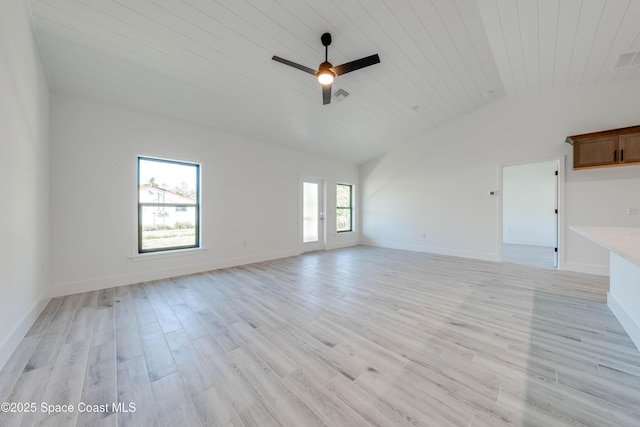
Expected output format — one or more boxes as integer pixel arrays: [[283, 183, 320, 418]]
[[322, 84, 332, 105], [271, 56, 316, 75], [331, 54, 380, 76]]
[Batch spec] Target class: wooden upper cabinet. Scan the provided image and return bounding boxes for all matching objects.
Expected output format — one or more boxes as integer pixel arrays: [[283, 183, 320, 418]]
[[572, 136, 617, 168], [619, 133, 640, 164], [566, 125, 640, 170]]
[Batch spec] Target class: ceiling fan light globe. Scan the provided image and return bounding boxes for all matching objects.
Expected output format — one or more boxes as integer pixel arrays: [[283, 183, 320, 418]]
[[317, 72, 334, 85]]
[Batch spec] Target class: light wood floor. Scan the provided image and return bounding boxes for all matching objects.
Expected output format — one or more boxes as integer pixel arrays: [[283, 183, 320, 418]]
[[1, 246, 640, 426], [503, 243, 556, 270]]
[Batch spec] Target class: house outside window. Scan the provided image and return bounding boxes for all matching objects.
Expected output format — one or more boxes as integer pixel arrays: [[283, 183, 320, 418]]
[[138, 156, 200, 253], [336, 183, 353, 233]]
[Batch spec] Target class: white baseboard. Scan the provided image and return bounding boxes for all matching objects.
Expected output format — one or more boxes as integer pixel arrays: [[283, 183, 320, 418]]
[[0, 291, 50, 372], [359, 239, 498, 262], [325, 240, 359, 251], [503, 239, 555, 247], [361, 239, 611, 277], [563, 261, 609, 276], [608, 292, 640, 352], [50, 249, 300, 298]]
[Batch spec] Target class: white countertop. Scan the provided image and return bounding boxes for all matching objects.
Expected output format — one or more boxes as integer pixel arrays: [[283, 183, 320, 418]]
[[570, 226, 640, 266]]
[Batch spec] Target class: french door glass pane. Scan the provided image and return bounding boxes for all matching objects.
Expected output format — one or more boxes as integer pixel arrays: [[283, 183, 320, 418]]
[[303, 182, 319, 243]]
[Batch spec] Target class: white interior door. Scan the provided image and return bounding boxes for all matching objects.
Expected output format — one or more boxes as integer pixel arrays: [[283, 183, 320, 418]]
[[302, 179, 324, 252]]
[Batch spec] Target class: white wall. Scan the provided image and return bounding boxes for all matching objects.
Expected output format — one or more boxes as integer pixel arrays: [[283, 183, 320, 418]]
[[0, 0, 51, 369], [608, 253, 640, 351], [360, 81, 640, 276], [50, 94, 359, 296], [503, 161, 557, 246]]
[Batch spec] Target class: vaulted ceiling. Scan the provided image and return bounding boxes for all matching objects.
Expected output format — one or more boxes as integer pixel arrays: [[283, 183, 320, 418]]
[[26, 0, 640, 164]]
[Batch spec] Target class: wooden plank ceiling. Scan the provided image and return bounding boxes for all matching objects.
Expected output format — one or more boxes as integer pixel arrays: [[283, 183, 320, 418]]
[[26, 0, 640, 164]]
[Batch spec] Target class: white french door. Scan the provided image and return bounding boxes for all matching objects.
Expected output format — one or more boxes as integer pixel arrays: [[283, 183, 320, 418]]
[[301, 178, 324, 252]]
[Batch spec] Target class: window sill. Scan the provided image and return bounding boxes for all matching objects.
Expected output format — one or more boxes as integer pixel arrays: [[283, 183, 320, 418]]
[[128, 247, 207, 262]]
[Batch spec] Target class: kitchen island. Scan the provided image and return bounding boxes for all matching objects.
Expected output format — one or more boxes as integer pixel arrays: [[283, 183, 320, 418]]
[[571, 226, 640, 351]]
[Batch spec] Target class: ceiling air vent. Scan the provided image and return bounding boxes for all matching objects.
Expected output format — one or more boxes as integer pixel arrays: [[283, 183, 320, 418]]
[[614, 51, 640, 68], [333, 88, 349, 102]]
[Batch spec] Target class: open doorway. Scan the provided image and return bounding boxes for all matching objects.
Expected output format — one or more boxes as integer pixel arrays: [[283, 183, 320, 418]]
[[301, 178, 325, 253], [502, 160, 559, 269]]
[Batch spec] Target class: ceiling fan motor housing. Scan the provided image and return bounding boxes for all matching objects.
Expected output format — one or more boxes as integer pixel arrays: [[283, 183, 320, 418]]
[[317, 61, 334, 74]]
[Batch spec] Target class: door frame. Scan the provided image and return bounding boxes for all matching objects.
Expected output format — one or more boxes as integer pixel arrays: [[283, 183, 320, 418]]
[[299, 176, 326, 253], [497, 155, 565, 269]]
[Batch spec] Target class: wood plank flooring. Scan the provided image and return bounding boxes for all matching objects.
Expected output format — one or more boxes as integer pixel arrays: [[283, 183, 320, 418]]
[[1, 246, 640, 426], [503, 243, 556, 269]]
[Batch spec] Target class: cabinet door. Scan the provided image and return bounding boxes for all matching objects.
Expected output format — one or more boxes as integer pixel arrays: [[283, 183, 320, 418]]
[[573, 136, 617, 169], [619, 132, 640, 164]]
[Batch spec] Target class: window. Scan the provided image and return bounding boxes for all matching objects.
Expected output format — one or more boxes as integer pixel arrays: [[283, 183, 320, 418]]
[[336, 183, 353, 233], [138, 156, 200, 253]]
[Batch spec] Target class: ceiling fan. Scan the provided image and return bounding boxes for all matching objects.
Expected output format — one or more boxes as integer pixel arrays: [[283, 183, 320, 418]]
[[272, 33, 380, 105]]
